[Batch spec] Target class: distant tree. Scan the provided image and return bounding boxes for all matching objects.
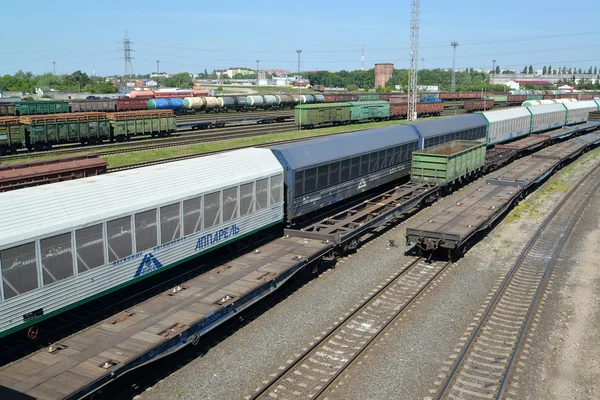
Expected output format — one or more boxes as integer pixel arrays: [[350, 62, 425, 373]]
[[521, 66, 528, 74], [542, 66, 547, 75], [578, 68, 582, 74], [346, 84, 358, 92], [528, 65, 533, 74], [588, 67, 593, 74], [495, 66, 500, 74], [595, 67, 598, 74]]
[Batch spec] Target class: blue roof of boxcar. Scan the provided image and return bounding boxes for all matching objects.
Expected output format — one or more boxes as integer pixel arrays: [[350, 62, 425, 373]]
[[270, 125, 419, 170], [409, 114, 487, 138]]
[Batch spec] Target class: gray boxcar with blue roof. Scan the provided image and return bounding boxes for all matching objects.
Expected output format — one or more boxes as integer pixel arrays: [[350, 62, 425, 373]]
[[409, 114, 487, 148], [270, 125, 420, 224]]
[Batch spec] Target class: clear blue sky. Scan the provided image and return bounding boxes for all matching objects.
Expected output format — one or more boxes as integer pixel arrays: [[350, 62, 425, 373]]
[[2, 0, 600, 76]]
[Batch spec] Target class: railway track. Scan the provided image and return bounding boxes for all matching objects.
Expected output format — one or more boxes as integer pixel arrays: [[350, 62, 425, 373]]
[[433, 161, 600, 400], [1, 122, 297, 162], [249, 257, 452, 400]]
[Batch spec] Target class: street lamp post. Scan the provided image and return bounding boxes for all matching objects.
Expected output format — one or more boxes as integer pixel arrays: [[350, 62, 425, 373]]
[[256, 60, 260, 86]]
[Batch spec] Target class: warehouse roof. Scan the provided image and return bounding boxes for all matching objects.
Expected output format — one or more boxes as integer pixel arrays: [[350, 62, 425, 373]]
[[409, 114, 486, 138], [270, 125, 419, 170], [0, 148, 282, 248]]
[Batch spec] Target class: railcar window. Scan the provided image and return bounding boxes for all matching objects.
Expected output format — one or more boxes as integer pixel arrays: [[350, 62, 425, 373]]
[[270, 175, 283, 204], [378, 151, 386, 170], [340, 159, 351, 181], [160, 203, 181, 244], [223, 187, 239, 222], [360, 155, 369, 176], [41, 233, 74, 285], [369, 152, 378, 172], [240, 182, 255, 216], [135, 210, 158, 252], [183, 196, 202, 236], [386, 149, 394, 168], [294, 171, 304, 196], [1, 242, 38, 300], [329, 162, 340, 185], [107, 216, 133, 262], [304, 168, 317, 194], [256, 178, 269, 209], [204, 191, 222, 228], [76, 224, 105, 273], [317, 165, 329, 190], [350, 157, 360, 179]]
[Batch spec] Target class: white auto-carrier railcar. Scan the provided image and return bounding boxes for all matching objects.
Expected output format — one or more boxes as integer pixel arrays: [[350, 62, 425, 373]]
[[0, 148, 284, 338]]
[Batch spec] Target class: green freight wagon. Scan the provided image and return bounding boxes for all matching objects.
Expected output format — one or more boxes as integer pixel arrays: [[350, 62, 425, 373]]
[[525, 94, 543, 101], [21, 113, 110, 150], [0, 117, 24, 155], [357, 94, 381, 101], [16, 101, 70, 115], [294, 103, 351, 128], [411, 140, 486, 186], [348, 101, 390, 122], [0, 103, 17, 116], [107, 111, 177, 140], [486, 95, 508, 102]]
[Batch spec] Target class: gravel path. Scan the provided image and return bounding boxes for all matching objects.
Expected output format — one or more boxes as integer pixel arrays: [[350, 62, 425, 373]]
[[507, 157, 600, 399], [134, 149, 600, 400]]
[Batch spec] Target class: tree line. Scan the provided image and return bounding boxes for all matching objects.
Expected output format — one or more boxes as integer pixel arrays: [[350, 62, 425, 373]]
[[0, 70, 118, 94], [493, 65, 599, 75]]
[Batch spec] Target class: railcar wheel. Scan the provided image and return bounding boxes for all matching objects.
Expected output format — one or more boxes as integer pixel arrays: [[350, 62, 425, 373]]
[[27, 326, 39, 340]]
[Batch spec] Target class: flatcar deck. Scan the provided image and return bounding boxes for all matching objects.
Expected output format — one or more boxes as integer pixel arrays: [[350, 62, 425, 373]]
[[0, 235, 331, 400], [487, 156, 559, 189], [405, 183, 518, 251]]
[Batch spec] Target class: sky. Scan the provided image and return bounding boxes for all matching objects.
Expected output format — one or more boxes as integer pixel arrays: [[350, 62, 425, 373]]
[[2, 0, 600, 76]]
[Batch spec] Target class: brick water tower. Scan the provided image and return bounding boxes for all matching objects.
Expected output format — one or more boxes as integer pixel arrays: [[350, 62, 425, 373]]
[[375, 63, 394, 88]]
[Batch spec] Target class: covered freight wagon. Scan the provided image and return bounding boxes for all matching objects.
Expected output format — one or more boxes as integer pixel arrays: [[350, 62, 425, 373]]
[[411, 140, 486, 186], [527, 103, 566, 133], [563, 100, 598, 125], [480, 108, 532, 145], [295, 103, 351, 128], [348, 101, 390, 122], [270, 125, 419, 224], [409, 114, 487, 148]]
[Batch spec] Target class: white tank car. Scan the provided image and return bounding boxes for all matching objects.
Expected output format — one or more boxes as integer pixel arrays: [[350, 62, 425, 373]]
[[0, 148, 284, 338]]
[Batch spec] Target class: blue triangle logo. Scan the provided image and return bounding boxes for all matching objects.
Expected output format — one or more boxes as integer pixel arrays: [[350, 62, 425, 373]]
[[134, 253, 163, 278]]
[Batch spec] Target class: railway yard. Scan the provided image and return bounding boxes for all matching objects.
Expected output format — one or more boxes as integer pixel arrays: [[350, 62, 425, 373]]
[[1, 91, 600, 400]]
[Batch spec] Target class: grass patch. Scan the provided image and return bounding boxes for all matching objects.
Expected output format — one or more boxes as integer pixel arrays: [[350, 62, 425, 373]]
[[506, 145, 600, 223], [103, 119, 417, 168]]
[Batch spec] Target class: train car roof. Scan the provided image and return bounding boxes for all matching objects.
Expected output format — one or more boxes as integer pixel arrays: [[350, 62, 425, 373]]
[[0, 148, 282, 248], [270, 125, 419, 170], [409, 114, 487, 139]]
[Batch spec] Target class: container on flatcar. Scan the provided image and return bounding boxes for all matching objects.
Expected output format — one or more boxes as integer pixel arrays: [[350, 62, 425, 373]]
[[16, 101, 70, 115], [411, 140, 486, 185], [147, 98, 184, 111], [0, 117, 24, 154], [246, 95, 264, 107]]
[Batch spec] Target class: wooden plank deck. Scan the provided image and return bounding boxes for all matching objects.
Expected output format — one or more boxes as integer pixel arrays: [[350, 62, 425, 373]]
[[0, 235, 331, 400]]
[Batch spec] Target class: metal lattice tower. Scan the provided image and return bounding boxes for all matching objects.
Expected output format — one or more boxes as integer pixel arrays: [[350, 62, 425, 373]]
[[408, 0, 420, 121], [122, 31, 134, 87], [451, 41, 459, 92]]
